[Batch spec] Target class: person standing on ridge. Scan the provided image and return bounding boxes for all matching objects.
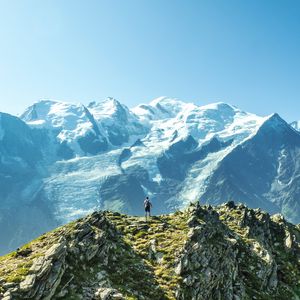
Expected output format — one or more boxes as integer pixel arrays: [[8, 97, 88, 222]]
[[144, 196, 152, 221]]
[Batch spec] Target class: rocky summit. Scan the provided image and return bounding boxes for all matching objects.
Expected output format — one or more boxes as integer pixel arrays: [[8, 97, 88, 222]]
[[1, 202, 300, 300]]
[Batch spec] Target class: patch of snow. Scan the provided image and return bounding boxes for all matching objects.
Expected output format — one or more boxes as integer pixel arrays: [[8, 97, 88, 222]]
[[152, 174, 163, 183], [141, 184, 153, 196], [178, 147, 232, 206], [26, 119, 46, 127]]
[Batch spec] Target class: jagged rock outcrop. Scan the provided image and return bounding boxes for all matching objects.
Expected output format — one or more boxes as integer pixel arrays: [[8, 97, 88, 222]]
[[174, 202, 300, 299], [1, 203, 300, 299]]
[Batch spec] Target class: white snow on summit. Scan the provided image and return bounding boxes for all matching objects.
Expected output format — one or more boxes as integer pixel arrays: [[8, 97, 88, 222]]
[[132, 99, 264, 150], [20, 97, 266, 159], [88, 97, 146, 136], [173, 101, 264, 143], [88, 98, 127, 123], [131, 97, 189, 122], [21, 100, 95, 140]]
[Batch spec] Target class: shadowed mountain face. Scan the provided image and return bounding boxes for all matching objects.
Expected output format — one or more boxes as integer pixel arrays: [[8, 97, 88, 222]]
[[0, 113, 58, 255], [1, 203, 300, 300], [201, 114, 300, 223], [0, 97, 300, 255]]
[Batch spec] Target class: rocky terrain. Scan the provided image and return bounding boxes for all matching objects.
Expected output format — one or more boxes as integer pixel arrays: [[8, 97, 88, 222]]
[[1, 202, 300, 300]]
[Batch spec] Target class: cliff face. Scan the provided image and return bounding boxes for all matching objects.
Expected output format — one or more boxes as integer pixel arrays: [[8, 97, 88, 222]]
[[1, 202, 300, 300]]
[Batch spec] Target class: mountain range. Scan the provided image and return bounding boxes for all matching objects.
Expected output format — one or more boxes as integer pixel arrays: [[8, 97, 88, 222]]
[[0, 97, 300, 255]]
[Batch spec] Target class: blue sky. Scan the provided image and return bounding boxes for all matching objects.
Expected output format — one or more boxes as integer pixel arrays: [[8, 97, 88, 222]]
[[0, 0, 299, 121]]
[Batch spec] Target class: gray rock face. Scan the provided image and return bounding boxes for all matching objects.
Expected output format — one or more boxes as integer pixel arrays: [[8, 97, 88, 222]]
[[0, 213, 114, 299], [175, 202, 300, 300], [175, 204, 244, 299]]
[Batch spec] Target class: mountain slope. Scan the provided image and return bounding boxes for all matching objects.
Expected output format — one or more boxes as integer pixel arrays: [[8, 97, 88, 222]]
[[201, 114, 300, 223], [20, 98, 148, 157], [0, 112, 58, 257], [20, 100, 109, 157], [1, 203, 300, 300]]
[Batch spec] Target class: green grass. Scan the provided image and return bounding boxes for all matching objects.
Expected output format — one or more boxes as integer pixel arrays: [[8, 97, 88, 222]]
[[105, 211, 190, 300], [6, 264, 31, 283]]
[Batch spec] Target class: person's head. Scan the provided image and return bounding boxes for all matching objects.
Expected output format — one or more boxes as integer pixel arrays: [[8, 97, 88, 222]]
[[146, 196, 149, 200]]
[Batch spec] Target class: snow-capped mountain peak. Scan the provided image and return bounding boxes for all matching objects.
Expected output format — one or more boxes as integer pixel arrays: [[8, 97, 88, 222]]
[[88, 97, 130, 124], [88, 97, 122, 114], [132, 97, 190, 122], [20, 100, 107, 157], [20, 98, 149, 156], [258, 113, 291, 133], [20, 99, 87, 128], [149, 96, 188, 114]]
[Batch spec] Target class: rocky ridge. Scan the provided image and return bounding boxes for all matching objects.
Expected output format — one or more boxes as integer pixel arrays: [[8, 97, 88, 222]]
[[1, 202, 300, 300]]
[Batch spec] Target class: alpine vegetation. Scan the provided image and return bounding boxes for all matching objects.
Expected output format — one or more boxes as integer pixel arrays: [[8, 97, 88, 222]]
[[1, 202, 300, 300]]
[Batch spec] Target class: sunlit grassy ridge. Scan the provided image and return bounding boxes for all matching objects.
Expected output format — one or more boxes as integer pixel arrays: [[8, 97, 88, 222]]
[[1, 203, 300, 299], [105, 211, 190, 299]]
